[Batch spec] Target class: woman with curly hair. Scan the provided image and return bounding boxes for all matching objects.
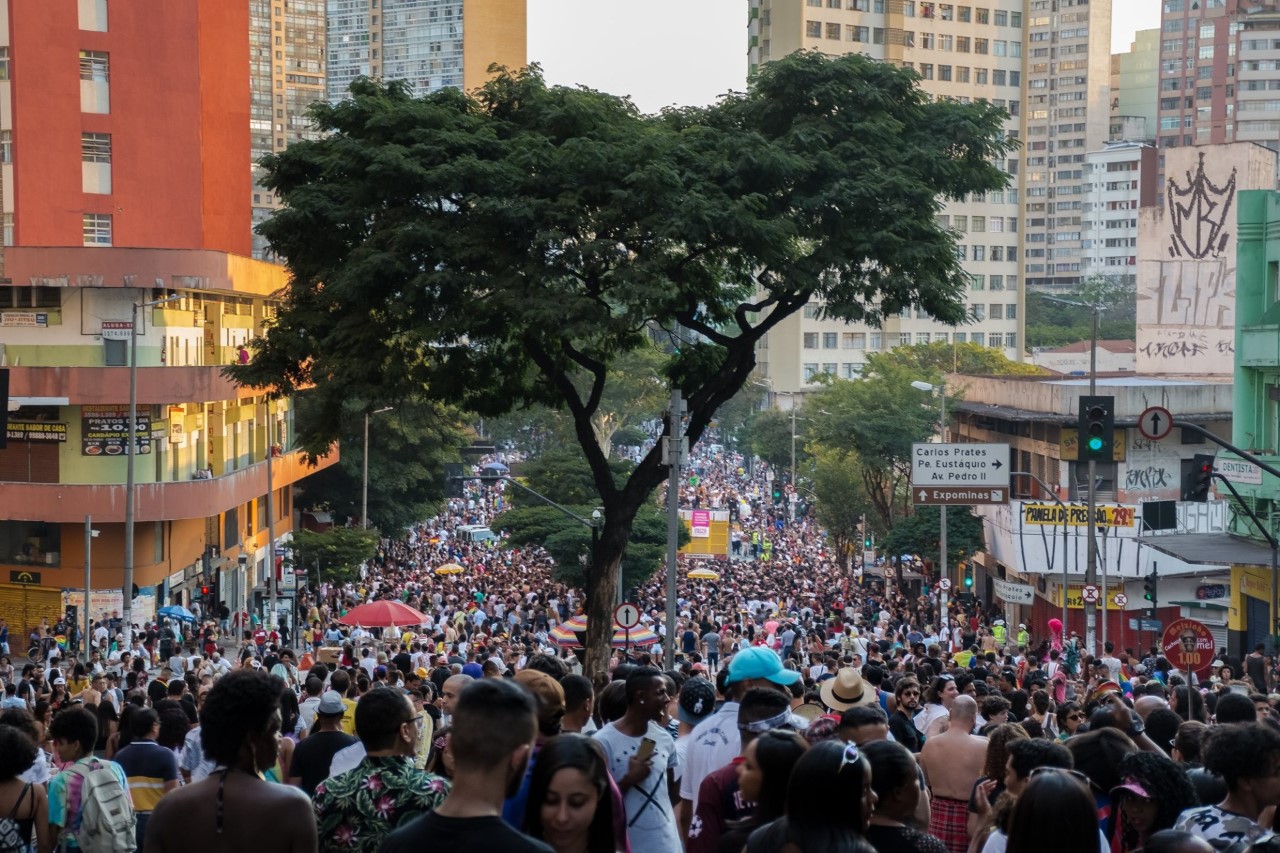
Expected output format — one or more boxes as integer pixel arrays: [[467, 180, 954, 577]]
[[1054, 701, 1085, 742], [142, 669, 316, 852], [1110, 751, 1198, 853]]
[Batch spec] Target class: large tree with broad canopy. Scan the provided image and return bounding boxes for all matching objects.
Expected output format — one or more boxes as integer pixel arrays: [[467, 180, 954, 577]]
[[229, 51, 1015, 676]]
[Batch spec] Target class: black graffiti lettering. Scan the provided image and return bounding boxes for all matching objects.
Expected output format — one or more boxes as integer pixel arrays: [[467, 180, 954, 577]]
[[1139, 341, 1208, 359], [1167, 152, 1237, 260], [1125, 466, 1171, 490], [1217, 339, 1235, 353]]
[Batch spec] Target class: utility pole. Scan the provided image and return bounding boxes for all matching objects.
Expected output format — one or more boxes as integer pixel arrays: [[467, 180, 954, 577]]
[[663, 389, 685, 670], [84, 515, 92, 664], [266, 400, 276, 633], [1085, 304, 1099, 655], [939, 385, 948, 635]]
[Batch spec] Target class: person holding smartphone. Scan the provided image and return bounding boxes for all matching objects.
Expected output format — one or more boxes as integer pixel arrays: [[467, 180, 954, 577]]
[[594, 666, 681, 853]]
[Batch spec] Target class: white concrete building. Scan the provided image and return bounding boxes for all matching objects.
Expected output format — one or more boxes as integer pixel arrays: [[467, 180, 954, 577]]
[[1081, 141, 1158, 287]]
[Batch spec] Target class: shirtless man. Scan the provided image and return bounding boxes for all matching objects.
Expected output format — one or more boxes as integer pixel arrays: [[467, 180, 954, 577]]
[[919, 695, 987, 853]]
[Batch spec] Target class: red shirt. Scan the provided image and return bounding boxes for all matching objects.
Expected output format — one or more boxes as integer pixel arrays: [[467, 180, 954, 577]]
[[688, 758, 754, 853], [253, 629, 267, 645]]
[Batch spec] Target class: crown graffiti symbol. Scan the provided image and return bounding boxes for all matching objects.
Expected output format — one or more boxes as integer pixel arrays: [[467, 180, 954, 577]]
[[1168, 152, 1236, 260]]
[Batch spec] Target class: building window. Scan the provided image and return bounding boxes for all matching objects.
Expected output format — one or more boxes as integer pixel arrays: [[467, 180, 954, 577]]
[[82, 213, 111, 246], [78, 0, 109, 31], [970, 332, 985, 346], [825, 22, 842, 40], [990, 304, 1004, 320], [803, 332, 819, 349], [899, 333, 913, 346], [954, 332, 967, 343], [1007, 304, 1017, 320], [2, 213, 12, 247], [81, 132, 111, 163], [0, 47, 9, 81], [822, 363, 837, 376], [823, 332, 838, 348], [805, 20, 822, 38], [988, 333, 1003, 347], [79, 50, 109, 81], [803, 363, 819, 381], [845, 332, 866, 349], [0, 130, 10, 165], [869, 332, 882, 350]]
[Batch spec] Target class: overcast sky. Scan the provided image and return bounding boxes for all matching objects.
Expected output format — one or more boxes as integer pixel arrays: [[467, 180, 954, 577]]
[[528, 0, 1162, 113]]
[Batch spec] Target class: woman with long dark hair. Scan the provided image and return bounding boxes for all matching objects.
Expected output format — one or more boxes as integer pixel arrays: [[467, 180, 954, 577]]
[[524, 733, 621, 853], [720, 729, 808, 852], [1110, 752, 1197, 853], [746, 739, 877, 853], [1004, 770, 1101, 853], [864, 740, 948, 853]]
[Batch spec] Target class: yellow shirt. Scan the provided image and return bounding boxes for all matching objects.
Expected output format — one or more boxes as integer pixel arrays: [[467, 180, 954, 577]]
[[339, 697, 357, 735]]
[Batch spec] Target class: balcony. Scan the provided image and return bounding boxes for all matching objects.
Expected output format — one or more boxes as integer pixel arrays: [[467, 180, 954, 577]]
[[7, 365, 261, 406], [1240, 323, 1280, 368], [0, 449, 338, 523]]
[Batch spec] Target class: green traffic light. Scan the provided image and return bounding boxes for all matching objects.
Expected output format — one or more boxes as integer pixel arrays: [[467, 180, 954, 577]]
[[1086, 436, 1104, 451], [964, 575, 973, 587]]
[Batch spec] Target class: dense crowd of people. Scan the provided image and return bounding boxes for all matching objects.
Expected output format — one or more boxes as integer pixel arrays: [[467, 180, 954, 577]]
[[0, 444, 1278, 853]]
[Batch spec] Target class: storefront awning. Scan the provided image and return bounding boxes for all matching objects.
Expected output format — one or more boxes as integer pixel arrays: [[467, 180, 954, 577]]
[[1141, 533, 1275, 569], [1167, 600, 1229, 611]]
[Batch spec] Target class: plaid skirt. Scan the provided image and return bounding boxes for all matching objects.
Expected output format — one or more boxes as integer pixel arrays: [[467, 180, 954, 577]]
[[928, 795, 970, 853]]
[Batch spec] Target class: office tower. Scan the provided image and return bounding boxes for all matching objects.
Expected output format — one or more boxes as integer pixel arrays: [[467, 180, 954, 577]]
[[326, 0, 526, 104], [749, 0, 1025, 393], [0, 1, 335, 630], [250, 0, 327, 259]]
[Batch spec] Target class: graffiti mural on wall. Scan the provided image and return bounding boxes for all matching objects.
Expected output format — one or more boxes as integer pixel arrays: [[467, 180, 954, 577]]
[[1168, 152, 1237, 260]]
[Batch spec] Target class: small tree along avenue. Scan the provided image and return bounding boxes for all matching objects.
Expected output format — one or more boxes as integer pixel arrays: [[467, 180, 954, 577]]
[[230, 53, 1014, 676]]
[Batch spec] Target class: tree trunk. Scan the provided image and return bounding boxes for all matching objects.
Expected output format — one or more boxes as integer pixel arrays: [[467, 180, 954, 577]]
[[582, 556, 619, 679]]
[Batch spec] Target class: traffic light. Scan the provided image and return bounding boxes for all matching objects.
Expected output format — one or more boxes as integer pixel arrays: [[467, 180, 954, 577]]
[[1078, 395, 1115, 462], [964, 569, 974, 588], [864, 535, 873, 549], [1182, 454, 1216, 502], [772, 485, 782, 505], [1142, 570, 1158, 608]]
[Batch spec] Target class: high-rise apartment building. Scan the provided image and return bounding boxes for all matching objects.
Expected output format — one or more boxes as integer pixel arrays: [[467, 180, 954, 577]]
[[0, 1, 335, 633], [1021, 0, 1112, 293], [1154, 0, 1280, 160], [250, 0, 326, 260], [326, 0, 526, 104], [749, 0, 1026, 392], [1080, 140, 1157, 286], [1111, 29, 1159, 143]]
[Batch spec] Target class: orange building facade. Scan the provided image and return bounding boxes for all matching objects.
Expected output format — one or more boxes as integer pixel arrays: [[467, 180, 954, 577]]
[[0, 1, 333, 639]]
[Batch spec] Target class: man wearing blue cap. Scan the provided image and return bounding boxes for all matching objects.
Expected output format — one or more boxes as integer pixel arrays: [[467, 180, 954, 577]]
[[676, 646, 800, 841]]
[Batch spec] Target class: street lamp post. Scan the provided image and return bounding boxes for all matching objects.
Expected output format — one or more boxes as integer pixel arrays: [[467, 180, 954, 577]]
[[362, 407, 394, 530], [911, 380, 948, 635], [83, 516, 98, 664], [122, 293, 181, 641]]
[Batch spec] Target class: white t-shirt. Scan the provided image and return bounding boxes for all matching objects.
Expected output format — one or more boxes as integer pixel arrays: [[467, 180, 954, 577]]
[[678, 701, 741, 809], [595, 722, 682, 853]]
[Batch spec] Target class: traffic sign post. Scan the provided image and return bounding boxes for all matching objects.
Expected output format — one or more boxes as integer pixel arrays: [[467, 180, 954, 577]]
[[615, 602, 641, 655], [911, 443, 1011, 488], [1138, 406, 1174, 441], [1113, 593, 1128, 608], [1081, 585, 1100, 604], [939, 577, 952, 591]]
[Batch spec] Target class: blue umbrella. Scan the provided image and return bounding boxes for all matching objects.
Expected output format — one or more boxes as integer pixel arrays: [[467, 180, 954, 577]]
[[482, 462, 509, 473], [157, 604, 196, 622]]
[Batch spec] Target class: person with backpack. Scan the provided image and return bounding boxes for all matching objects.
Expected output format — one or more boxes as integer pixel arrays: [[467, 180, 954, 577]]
[[47, 706, 136, 852]]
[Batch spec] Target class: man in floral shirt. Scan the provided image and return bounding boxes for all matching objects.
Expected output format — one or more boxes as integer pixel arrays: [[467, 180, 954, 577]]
[[314, 686, 449, 852]]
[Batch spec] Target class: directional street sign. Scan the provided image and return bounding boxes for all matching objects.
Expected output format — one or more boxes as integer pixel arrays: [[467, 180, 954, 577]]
[[1137, 406, 1174, 441], [1081, 585, 1100, 603], [911, 443, 1011, 488], [914, 486, 1008, 506], [614, 602, 642, 630], [1113, 593, 1128, 607], [939, 577, 952, 591]]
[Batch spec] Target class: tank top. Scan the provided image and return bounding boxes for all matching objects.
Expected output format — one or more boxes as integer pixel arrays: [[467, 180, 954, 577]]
[[0, 783, 34, 853]]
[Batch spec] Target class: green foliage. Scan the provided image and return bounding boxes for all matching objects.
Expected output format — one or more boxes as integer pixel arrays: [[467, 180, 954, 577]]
[[513, 449, 634, 508], [290, 393, 468, 532], [810, 446, 871, 559], [878, 505, 985, 566], [805, 361, 941, 527], [229, 53, 1014, 671], [1025, 277, 1136, 350], [291, 527, 379, 585], [493, 504, 682, 590], [750, 408, 802, 472], [877, 342, 1046, 376]]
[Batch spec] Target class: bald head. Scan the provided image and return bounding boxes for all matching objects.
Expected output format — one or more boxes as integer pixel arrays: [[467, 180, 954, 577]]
[[950, 694, 978, 723], [1134, 694, 1168, 721], [442, 674, 474, 716]]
